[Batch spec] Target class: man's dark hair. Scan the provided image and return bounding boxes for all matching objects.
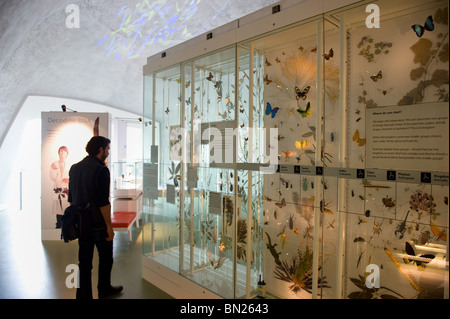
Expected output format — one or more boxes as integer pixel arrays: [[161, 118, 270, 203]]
[[85, 136, 111, 157]]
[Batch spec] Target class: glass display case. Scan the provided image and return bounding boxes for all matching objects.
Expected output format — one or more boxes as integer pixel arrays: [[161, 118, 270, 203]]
[[142, 0, 449, 299]]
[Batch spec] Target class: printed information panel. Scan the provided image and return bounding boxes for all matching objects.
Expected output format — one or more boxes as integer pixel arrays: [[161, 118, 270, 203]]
[[366, 102, 449, 172]]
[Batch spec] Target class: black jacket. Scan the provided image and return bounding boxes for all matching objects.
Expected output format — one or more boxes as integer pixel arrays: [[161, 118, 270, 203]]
[[68, 156, 110, 229]]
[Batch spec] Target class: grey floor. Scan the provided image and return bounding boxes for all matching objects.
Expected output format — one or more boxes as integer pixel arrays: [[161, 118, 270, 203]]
[[0, 208, 173, 299]]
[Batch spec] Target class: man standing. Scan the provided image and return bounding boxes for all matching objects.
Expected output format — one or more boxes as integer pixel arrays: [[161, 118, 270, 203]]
[[68, 136, 123, 299]]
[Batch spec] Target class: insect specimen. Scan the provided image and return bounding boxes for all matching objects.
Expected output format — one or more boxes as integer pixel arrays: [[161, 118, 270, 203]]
[[263, 74, 272, 85], [288, 214, 295, 230], [373, 219, 383, 235], [297, 102, 311, 118], [330, 131, 336, 142], [206, 72, 214, 81], [365, 210, 371, 217], [382, 195, 396, 208], [353, 237, 365, 243], [275, 57, 280, 63], [295, 86, 310, 100], [352, 129, 366, 146], [275, 198, 286, 208], [327, 220, 336, 229], [378, 88, 393, 95], [323, 48, 334, 60], [302, 178, 308, 191], [418, 230, 430, 245], [357, 216, 367, 225], [265, 102, 279, 118], [185, 80, 190, 88], [394, 210, 410, 239], [265, 58, 271, 66], [295, 140, 307, 150], [280, 150, 297, 159], [311, 47, 317, 53], [370, 71, 382, 82], [165, 107, 170, 114], [351, 190, 355, 197], [411, 15, 434, 38], [430, 223, 447, 242]]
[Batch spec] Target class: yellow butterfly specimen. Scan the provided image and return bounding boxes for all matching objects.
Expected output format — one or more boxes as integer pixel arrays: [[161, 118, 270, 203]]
[[352, 129, 366, 146], [295, 140, 308, 150]]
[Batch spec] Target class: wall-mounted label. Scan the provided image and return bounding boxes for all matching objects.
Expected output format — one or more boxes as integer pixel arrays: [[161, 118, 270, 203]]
[[366, 102, 449, 172]]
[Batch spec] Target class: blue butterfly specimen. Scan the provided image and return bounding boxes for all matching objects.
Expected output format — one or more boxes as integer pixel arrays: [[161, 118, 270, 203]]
[[411, 15, 434, 38], [265, 102, 279, 118]]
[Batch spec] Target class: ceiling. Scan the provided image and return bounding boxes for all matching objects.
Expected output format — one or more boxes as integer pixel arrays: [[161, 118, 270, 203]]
[[0, 0, 278, 146]]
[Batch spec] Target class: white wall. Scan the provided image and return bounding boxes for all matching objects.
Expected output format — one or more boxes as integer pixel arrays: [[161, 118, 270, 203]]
[[0, 95, 145, 213]]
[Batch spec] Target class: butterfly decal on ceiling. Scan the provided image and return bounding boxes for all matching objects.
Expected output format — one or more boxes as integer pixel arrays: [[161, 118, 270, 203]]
[[411, 15, 434, 38], [323, 48, 334, 60], [352, 129, 366, 147], [264, 74, 272, 85], [265, 102, 279, 118], [370, 71, 382, 82], [297, 101, 311, 118], [295, 85, 310, 100]]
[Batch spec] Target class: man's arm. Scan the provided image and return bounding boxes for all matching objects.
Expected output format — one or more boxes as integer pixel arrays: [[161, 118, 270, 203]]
[[100, 204, 114, 241]]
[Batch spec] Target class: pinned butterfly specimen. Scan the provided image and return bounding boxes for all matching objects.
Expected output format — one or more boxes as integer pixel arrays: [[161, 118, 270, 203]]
[[185, 81, 191, 88], [323, 48, 334, 60], [275, 198, 286, 208], [206, 72, 214, 81], [263, 74, 272, 85], [214, 80, 222, 89], [411, 15, 434, 38], [295, 140, 308, 150], [295, 86, 310, 100], [265, 102, 279, 118], [297, 102, 311, 118], [352, 129, 366, 146], [430, 223, 447, 242], [265, 58, 271, 66], [311, 47, 317, 53], [378, 88, 393, 95], [370, 71, 382, 82], [165, 107, 170, 114], [275, 57, 281, 63], [280, 150, 298, 159]]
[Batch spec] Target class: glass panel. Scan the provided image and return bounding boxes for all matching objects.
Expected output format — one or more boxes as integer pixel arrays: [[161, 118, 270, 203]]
[[142, 65, 182, 273], [245, 17, 325, 299], [325, 0, 449, 299]]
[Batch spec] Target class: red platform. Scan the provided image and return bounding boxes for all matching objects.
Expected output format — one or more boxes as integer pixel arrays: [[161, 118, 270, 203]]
[[111, 212, 138, 241]]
